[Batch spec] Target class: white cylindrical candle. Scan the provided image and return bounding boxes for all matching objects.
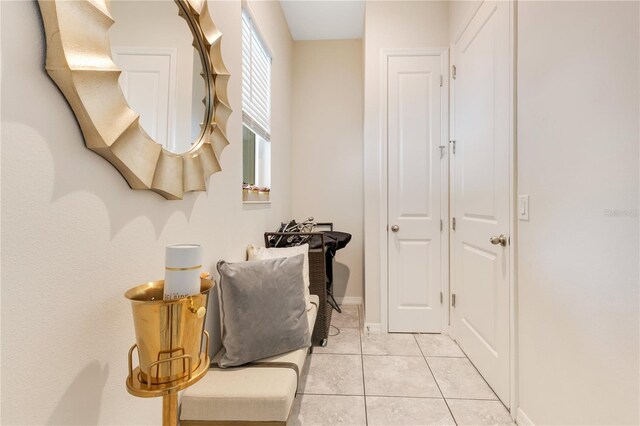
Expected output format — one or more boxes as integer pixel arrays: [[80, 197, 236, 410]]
[[164, 244, 203, 300]]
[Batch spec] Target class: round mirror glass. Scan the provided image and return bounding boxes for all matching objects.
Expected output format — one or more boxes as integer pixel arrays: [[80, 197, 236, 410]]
[[109, 0, 208, 154]]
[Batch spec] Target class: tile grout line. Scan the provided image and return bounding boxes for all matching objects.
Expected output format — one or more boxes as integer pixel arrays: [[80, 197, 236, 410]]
[[300, 393, 444, 400], [311, 352, 464, 358], [358, 305, 369, 426], [414, 333, 459, 426], [312, 352, 364, 356], [466, 360, 504, 408], [297, 391, 497, 402], [440, 342, 505, 409], [298, 392, 366, 397], [445, 396, 501, 402]]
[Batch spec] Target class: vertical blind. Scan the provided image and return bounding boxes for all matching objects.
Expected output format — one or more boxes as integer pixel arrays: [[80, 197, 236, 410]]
[[242, 11, 271, 140]]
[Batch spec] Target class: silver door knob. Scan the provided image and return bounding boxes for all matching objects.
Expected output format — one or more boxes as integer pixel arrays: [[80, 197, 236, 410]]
[[489, 235, 507, 246], [391, 225, 400, 232]]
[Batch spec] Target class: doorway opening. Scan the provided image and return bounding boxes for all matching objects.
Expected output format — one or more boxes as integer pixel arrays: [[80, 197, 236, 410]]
[[380, 0, 516, 412]]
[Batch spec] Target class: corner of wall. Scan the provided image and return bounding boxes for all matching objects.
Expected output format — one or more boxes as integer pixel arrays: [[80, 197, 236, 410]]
[[516, 408, 535, 426]]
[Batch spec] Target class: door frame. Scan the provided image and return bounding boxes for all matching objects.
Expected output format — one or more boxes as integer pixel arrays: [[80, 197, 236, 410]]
[[449, 0, 518, 417], [379, 47, 450, 335]]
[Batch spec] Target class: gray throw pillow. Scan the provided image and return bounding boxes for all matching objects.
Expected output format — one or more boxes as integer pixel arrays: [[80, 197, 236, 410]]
[[216, 254, 311, 367]]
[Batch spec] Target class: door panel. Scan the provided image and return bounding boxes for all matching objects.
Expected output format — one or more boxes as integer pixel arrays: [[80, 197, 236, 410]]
[[398, 241, 431, 307], [398, 72, 432, 216], [451, 1, 511, 404], [112, 48, 176, 150], [388, 53, 444, 333], [461, 243, 497, 352]]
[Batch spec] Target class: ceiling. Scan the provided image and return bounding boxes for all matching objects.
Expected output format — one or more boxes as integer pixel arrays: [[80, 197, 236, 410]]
[[279, 1, 365, 41]]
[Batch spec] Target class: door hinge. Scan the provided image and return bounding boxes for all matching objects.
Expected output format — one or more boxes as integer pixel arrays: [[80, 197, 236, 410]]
[[440, 75, 443, 87], [449, 139, 456, 154], [439, 145, 446, 158], [452, 65, 457, 80], [440, 292, 444, 304], [451, 293, 456, 307], [440, 219, 443, 232], [452, 217, 456, 231]]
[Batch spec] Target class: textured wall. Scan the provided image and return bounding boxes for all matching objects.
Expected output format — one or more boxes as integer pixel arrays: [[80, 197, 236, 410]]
[[291, 39, 364, 303], [0, 1, 293, 424]]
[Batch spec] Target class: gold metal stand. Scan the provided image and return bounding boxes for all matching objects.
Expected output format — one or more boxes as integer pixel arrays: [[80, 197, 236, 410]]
[[125, 278, 214, 426], [162, 391, 178, 426]]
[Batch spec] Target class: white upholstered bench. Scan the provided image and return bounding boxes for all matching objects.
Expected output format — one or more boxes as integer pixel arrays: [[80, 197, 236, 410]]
[[179, 295, 318, 426]]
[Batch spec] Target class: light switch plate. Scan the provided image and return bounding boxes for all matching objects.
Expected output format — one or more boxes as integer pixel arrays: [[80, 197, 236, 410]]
[[518, 195, 529, 221]]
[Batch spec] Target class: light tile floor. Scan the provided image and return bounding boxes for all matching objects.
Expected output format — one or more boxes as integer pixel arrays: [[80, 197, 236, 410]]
[[289, 305, 515, 426]]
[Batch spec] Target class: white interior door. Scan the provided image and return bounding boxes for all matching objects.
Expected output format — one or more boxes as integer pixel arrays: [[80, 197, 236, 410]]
[[387, 52, 445, 333], [451, 1, 511, 404], [112, 48, 176, 150]]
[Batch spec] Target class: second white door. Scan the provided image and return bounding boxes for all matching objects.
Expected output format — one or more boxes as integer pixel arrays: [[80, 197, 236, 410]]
[[387, 52, 446, 333], [451, 0, 512, 404]]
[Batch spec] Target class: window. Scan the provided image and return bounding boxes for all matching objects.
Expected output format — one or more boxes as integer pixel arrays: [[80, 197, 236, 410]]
[[242, 10, 271, 201], [242, 125, 271, 188]]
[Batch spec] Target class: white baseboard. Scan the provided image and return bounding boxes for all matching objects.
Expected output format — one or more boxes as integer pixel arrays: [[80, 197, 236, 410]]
[[337, 296, 362, 305], [516, 408, 534, 426], [363, 322, 382, 333]]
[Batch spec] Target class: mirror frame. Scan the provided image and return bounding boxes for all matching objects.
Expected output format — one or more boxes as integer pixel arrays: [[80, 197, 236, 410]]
[[38, 0, 231, 200]]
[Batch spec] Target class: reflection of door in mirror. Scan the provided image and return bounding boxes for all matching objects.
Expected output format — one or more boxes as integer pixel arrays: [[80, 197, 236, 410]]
[[109, 1, 206, 154]]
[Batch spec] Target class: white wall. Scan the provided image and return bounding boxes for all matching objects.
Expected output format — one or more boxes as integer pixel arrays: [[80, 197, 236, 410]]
[[517, 1, 639, 424], [291, 39, 364, 302], [363, 0, 449, 327], [448, 0, 481, 44], [0, 0, 293, 424]]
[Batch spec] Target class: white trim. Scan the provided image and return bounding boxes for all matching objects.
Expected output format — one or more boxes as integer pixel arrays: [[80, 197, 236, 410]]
[[379, 47, 450, 334], [378, 48, 389, 333], [508, 0, 519, 418], [363, 323, 382, 333], [516, 408, 535, 426], [440, 49, 451, 334], [337, 296, 363, 305]]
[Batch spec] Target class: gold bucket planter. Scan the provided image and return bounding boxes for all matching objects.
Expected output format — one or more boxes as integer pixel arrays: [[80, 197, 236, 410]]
[[125, 278, 213, 400]]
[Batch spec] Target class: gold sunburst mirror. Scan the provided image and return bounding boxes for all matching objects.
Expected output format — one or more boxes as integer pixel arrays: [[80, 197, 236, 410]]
[[38, 0, 231, 200]]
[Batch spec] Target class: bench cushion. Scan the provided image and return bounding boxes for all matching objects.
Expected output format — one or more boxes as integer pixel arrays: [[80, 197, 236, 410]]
[[180, 295, 318, 423]]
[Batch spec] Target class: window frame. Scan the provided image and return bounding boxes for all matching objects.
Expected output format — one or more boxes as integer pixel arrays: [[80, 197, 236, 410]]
[[241, 7, 272, 202]]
